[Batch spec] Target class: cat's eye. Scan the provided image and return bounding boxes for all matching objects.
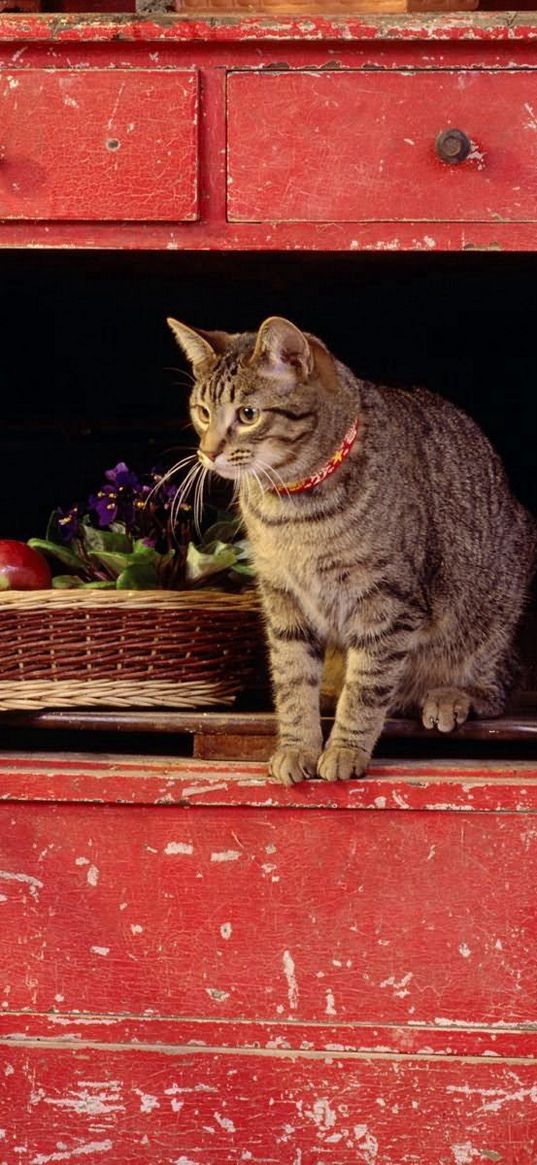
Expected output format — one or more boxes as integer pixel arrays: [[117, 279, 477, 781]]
[[238, 406, 260, 425], [196, 404, 211, 424]]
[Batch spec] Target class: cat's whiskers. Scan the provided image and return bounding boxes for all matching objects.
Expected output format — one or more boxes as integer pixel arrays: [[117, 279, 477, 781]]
[[165, 365, 195, 389], [193, 465, 209, 534], [144, 453, 197, 511], [170, 461, 203, 531], [255, 458, 291, 501], [232, 473, 242, 504], [242, 468, 255, 509]]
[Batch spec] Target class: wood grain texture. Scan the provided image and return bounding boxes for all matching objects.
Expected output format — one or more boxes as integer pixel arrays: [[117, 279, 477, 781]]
[[171, 0, 477, 10], [173, 0, 408, 13], [170, 0, 475, 9]]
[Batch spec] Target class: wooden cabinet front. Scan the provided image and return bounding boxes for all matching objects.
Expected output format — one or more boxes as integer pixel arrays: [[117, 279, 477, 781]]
[[227, 70, 537, 225], [0, 69, 199, 221], [1, 756, 536, 1162]]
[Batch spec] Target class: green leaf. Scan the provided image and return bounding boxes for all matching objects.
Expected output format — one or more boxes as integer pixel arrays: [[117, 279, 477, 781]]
[[185, 543, 237, 584], [88, 549, 132, 577], [132, 540, 160, 564], [109, 521, 129, 536], [28, 538, 86, 571], [116, 563, 159, 590], [230, 561, 256, 578], [81, 525, 133, 555], [201, 517, 243, 547], [230, 538, 252, 563], [82, 580, 116, 590], [52, 575, 85, 589], [52, 576, 117, 590], [201, 539, 237, 558], [89, 541, 167, 578]]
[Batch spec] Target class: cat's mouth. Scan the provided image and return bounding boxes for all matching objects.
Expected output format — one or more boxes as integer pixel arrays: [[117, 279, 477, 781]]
[[198, 451, 243, 480], [198, 450, 284, 489]]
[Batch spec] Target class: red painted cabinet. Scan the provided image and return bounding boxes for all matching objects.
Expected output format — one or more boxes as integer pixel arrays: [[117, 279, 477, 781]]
[[0, 15, 536, 249], [0, 13, 536, 1163], [227, 70, 537, 224]]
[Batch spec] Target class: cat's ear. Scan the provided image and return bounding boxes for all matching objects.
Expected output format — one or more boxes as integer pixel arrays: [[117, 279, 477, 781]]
[[250, 317, 313, 388], [167, 319, 232, 377]]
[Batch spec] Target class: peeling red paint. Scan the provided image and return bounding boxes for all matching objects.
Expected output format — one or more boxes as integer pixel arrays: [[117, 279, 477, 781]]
[[1, 751, 537, 1156], [0, 16, 536, 248]]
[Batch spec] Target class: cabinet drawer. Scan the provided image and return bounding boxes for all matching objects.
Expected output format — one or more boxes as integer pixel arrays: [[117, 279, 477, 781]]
[[227, 70, 537, 224], [0, 69, 198, 221]]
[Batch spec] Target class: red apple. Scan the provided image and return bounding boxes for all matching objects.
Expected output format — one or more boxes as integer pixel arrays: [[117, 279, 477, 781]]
[[0, 541, 52, 590]]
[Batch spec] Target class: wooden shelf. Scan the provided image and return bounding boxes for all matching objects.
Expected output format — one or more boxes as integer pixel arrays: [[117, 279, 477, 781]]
[[1, 703, 536, 761]]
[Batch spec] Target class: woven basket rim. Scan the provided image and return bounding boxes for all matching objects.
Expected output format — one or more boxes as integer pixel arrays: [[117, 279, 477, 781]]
[[0, 587, 260, 612]]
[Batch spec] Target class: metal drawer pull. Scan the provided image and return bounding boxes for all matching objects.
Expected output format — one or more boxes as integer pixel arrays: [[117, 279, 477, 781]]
[[435, 128, 471, 165]]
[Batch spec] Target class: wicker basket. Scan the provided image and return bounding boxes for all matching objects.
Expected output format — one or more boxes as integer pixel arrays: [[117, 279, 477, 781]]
[[0, 588, 265, 711]]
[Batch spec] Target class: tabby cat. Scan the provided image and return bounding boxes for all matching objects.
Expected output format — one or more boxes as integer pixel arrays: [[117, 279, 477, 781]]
[[168, 315, 536, 785]]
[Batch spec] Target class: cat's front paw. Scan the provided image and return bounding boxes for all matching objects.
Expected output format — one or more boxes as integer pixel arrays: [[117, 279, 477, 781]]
[[269, 746, 320, 787], [421, 688, 471, 733], [317, 745, 370, 782]]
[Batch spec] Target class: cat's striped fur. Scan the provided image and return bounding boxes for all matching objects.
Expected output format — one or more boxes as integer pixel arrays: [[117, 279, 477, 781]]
[[168, 316, 537, 785]]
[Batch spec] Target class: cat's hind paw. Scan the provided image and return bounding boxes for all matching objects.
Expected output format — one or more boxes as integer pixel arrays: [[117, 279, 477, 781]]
[[317, 745, 370, 782], [269, 747, 320, 786], [421, 688, 471, 733]]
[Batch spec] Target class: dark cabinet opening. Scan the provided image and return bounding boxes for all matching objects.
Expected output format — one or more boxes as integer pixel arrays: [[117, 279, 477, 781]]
[[1, 249, 535, 759]]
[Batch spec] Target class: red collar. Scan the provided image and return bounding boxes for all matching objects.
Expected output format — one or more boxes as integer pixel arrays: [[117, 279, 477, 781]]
[[270, 416, 360, 496]]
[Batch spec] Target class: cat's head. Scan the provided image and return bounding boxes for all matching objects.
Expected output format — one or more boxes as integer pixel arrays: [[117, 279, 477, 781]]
[[167, 316, 337, 486]]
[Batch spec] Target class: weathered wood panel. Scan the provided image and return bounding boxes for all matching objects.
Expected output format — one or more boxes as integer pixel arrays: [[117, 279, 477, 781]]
[[2, 796, 537, 1027], [0, 18, 536, 247], [0, 69, 198, 220], [227, 71, 537, 224], [3, 1011, 537, 1060], [1, 1044, 536, 1164], [1, 754, 537, 810]]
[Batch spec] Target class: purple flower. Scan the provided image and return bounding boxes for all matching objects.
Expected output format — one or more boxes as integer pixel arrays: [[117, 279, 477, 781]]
[[88, 464, 148, 528], [149, 469, 183, 510], [105, 462, 141, 491], [56, 505, 80, 543], [89, 485, 120, 527]]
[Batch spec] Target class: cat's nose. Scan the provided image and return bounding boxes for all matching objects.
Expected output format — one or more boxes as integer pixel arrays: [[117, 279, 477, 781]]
[[199, 439, 224, 462]]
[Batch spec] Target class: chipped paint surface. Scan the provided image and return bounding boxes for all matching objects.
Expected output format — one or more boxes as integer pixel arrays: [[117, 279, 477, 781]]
[[0, 68, 199, 224], [30, 1141, 113, 1164], [164, 841, 193, 855], [227, 70, 537, 229], [3, 748, 537, 1156], [283, 950, 299, 1010], [0, 20, 533, 250], [2, 12, 537, 46], [2, 791, 537, 1031], [5, 1046, 536, 1161]]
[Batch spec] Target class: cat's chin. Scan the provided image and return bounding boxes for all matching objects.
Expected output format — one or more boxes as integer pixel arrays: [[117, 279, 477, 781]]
[[210, 464, 243, 481]]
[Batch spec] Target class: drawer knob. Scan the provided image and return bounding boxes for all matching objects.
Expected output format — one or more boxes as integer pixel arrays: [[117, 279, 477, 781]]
[[435, 129, 471, 165]]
